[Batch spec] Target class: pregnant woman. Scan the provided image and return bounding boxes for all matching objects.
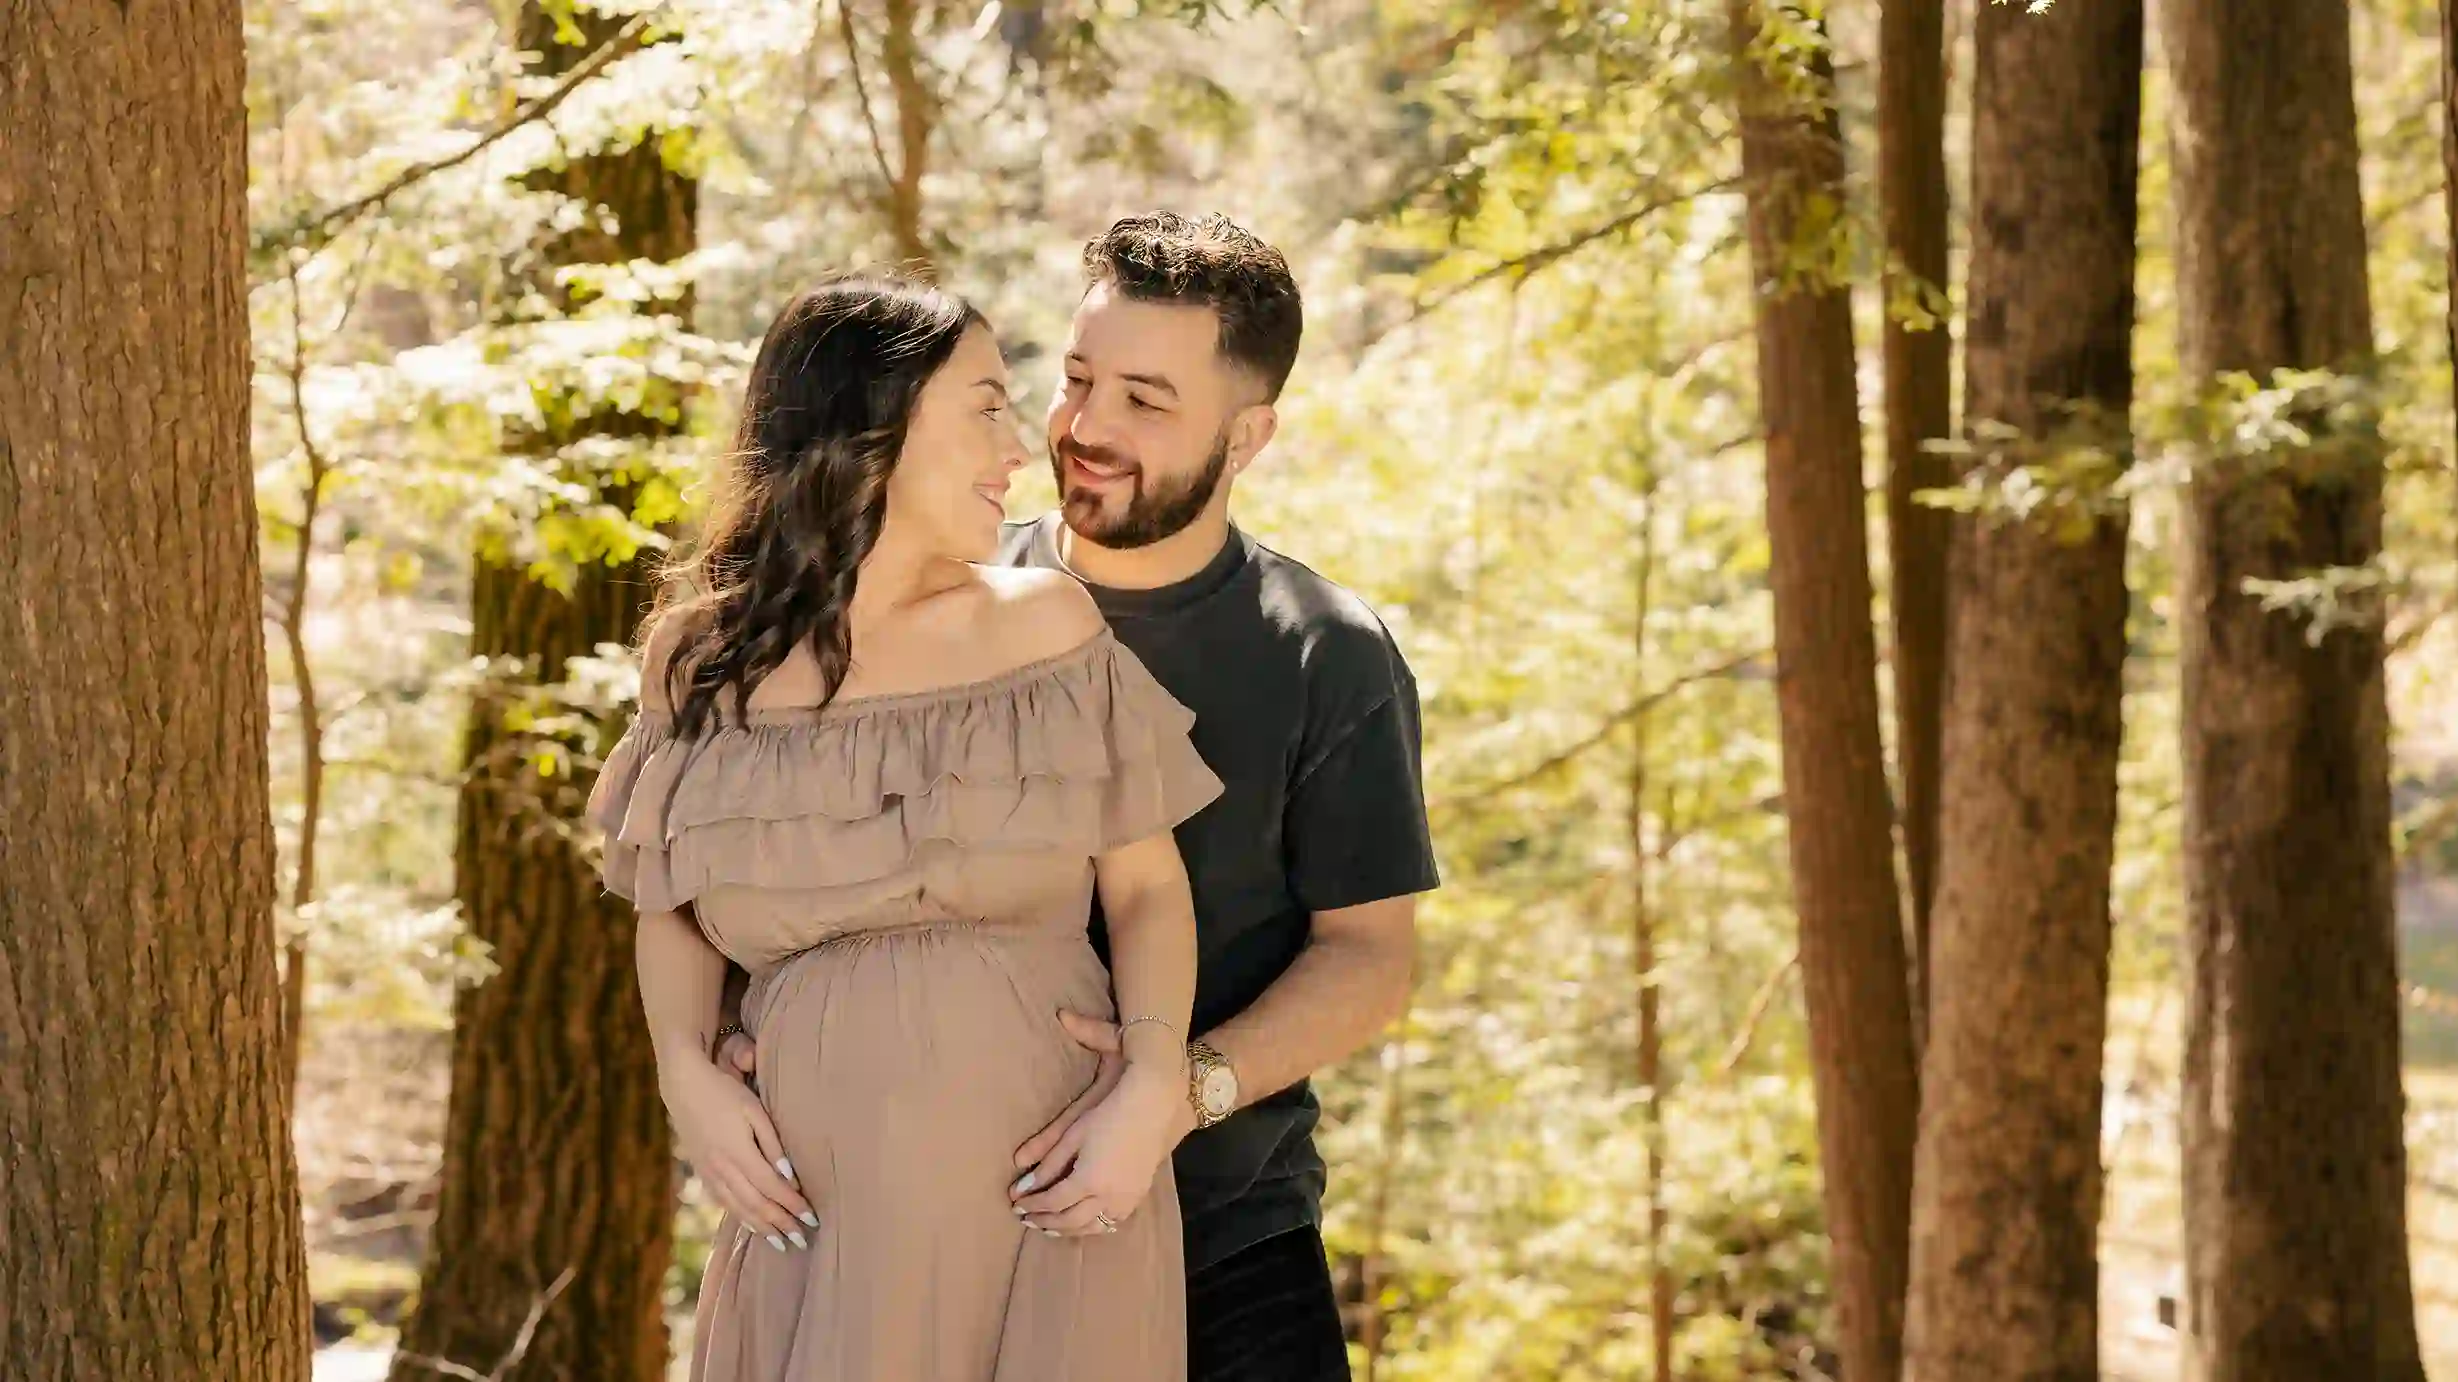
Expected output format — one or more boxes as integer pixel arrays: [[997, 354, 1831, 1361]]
[[588, 274, 1220, 1380]]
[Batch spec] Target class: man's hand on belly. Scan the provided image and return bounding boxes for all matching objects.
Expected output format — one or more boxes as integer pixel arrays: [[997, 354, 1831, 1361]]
[[720, 1031, 758, 1084], [1009, 1010, 1129, 1196]]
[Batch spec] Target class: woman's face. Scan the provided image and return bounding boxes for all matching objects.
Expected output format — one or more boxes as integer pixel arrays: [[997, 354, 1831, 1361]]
[[883, 322, 1027, 562]]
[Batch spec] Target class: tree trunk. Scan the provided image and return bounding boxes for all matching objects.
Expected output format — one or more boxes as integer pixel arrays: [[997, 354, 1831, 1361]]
[[1356, 1003, 1412, 1382], [2163, 2, 2424, 1379], [276, 269, 337, 1101], [0, 3, 311, 1377], [1630, 480, 1678, 1381], [882, 0, 934, 274], [2444, 0, 2458, 547], [1878, 0, 1953, 1040], [836, 0, 935, 275], [1726, 9, 1921, 1379], [1904, 4, 2142, 1379], [389, 11, 695, 1381]]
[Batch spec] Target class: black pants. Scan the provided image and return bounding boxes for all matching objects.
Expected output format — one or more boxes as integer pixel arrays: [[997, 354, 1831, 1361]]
[[1186, 1227, 1352, 1382]]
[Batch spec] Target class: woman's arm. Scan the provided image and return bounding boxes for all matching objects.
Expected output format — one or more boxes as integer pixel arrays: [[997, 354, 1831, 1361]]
[[638, 905, 729, 1068], [638, 906, 818, 1252], [1095, 833, 1200, 1074], [1012, 832, 1199, 1236]]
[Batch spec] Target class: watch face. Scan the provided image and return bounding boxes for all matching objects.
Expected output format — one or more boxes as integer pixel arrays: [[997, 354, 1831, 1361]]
[[1199, 1066, 1237, 1114]]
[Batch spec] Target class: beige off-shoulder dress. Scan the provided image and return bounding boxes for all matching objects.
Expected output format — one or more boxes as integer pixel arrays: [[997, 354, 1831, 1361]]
[[587, 629, 1223, 1382]]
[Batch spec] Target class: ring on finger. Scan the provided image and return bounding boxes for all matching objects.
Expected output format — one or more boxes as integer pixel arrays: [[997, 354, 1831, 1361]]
[[1093, 1211, 1118, 1234]]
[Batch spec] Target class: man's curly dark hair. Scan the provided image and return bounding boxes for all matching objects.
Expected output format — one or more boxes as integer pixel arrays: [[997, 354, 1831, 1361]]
[[1081, 212, 1304, 401]]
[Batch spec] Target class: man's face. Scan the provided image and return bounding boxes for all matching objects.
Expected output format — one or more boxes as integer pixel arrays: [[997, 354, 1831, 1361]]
[[1045, 283, 1255, 549]]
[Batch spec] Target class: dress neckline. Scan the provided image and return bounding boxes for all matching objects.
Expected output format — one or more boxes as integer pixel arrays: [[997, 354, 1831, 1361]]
[[647, 628, 1117, 728]]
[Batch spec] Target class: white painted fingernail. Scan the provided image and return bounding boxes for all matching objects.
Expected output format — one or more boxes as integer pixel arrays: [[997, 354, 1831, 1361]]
[[767, 1234, 788, 1253], [1013, 1204, 1028, 1216], [799, 1210, 820, 1228], [1011, 1172, 1036, 1194], [788, 1230, 808, 1249], [775, 1158, 795, 1180], [1039, 1228, 1061, 1239]]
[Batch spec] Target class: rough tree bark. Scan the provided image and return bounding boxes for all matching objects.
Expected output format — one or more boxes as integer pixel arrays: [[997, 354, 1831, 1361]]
[[1904, 4, 2142, 1379], [0, 2, 312, 1377], [2164, 2, 2425, 1378], [388, 9, 696, 1380], [1878, 0, 1953, 1037], [1726, 7, 1922, 1380]]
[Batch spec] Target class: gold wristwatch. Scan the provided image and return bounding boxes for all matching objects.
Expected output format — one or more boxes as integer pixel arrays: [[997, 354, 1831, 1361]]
[[1187, 1040, 1238, 1129]]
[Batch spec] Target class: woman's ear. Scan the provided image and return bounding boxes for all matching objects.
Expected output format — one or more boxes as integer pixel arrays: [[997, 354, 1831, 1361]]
[[1226, 403, 1279, 476]]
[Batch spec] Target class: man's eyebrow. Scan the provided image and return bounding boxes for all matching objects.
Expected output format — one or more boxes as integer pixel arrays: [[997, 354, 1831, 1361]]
[[1060, 355, 1181, 399]]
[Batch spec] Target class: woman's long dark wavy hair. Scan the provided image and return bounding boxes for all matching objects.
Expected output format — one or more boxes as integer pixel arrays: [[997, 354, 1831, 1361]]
[[654, 274, 983, 737]]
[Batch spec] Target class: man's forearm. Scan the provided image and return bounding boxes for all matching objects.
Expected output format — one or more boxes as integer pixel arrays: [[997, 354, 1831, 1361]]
[[1200, 898, 1416, 1108]]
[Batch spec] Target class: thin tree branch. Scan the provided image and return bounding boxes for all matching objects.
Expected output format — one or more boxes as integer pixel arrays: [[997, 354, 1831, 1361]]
[[1350, 184, 1743, 361], [258, 15, 653, 257], [2388, 589, 2457, 656], [277, 250, 334, 1094], [1658, 329, 1754, 389], [2366, 179, 2444, 237], [1357, 136, 1490, 229], [327, 231, 384, 337], [1440, 648, 1769, 813], [395, 1355, 488, 1382], [1648, 791, 1784, 861], [836, 1, 903, 210], [316, 1208, 437, 1239], [1715, 947, 1799, 1077], [1410, 178, 1741, 318], [490, 1267, 579, 1380], [394, 1266, 577, 1382], [1389, 0, 1536, 79]]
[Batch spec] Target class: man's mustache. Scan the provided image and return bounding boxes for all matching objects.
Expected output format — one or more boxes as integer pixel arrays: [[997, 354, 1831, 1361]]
[[1056, 438, 1139, 475]]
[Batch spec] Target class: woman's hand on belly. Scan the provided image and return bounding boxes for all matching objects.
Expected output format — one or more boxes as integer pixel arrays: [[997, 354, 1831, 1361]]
[[1011, 1062, 1191, 1237], [661, 1054, 820, 1253]]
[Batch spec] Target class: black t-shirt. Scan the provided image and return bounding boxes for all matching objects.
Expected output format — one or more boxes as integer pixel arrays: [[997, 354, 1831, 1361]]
[[999, 514, 1442, 1273]]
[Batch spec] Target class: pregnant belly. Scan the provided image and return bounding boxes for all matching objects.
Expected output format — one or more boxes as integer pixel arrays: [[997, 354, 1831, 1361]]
[[742, 924, 1114, 1224]]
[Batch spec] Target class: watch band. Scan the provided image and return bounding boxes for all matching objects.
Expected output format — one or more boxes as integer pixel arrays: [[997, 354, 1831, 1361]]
[[1187, 1040, 1234, 1130]]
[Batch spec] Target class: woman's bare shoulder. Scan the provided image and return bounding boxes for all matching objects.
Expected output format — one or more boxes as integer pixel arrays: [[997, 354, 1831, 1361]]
[[972, 564, 1105, 665]]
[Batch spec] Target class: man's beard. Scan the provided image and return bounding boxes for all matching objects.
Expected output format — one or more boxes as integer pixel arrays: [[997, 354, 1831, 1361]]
[[1052, 430, 1231, 551]]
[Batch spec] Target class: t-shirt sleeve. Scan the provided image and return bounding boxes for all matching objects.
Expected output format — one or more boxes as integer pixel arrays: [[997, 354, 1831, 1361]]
[[1286, 658, 1441, 913], [1096, 636, 1226, 850]]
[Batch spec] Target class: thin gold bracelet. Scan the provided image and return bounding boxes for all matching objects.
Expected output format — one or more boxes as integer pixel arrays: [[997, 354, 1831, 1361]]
[[1117, 1015, 1186, 1050]]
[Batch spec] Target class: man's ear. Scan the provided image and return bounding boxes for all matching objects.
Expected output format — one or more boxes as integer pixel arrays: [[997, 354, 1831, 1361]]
[[1226, 403, 1279, 475]]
